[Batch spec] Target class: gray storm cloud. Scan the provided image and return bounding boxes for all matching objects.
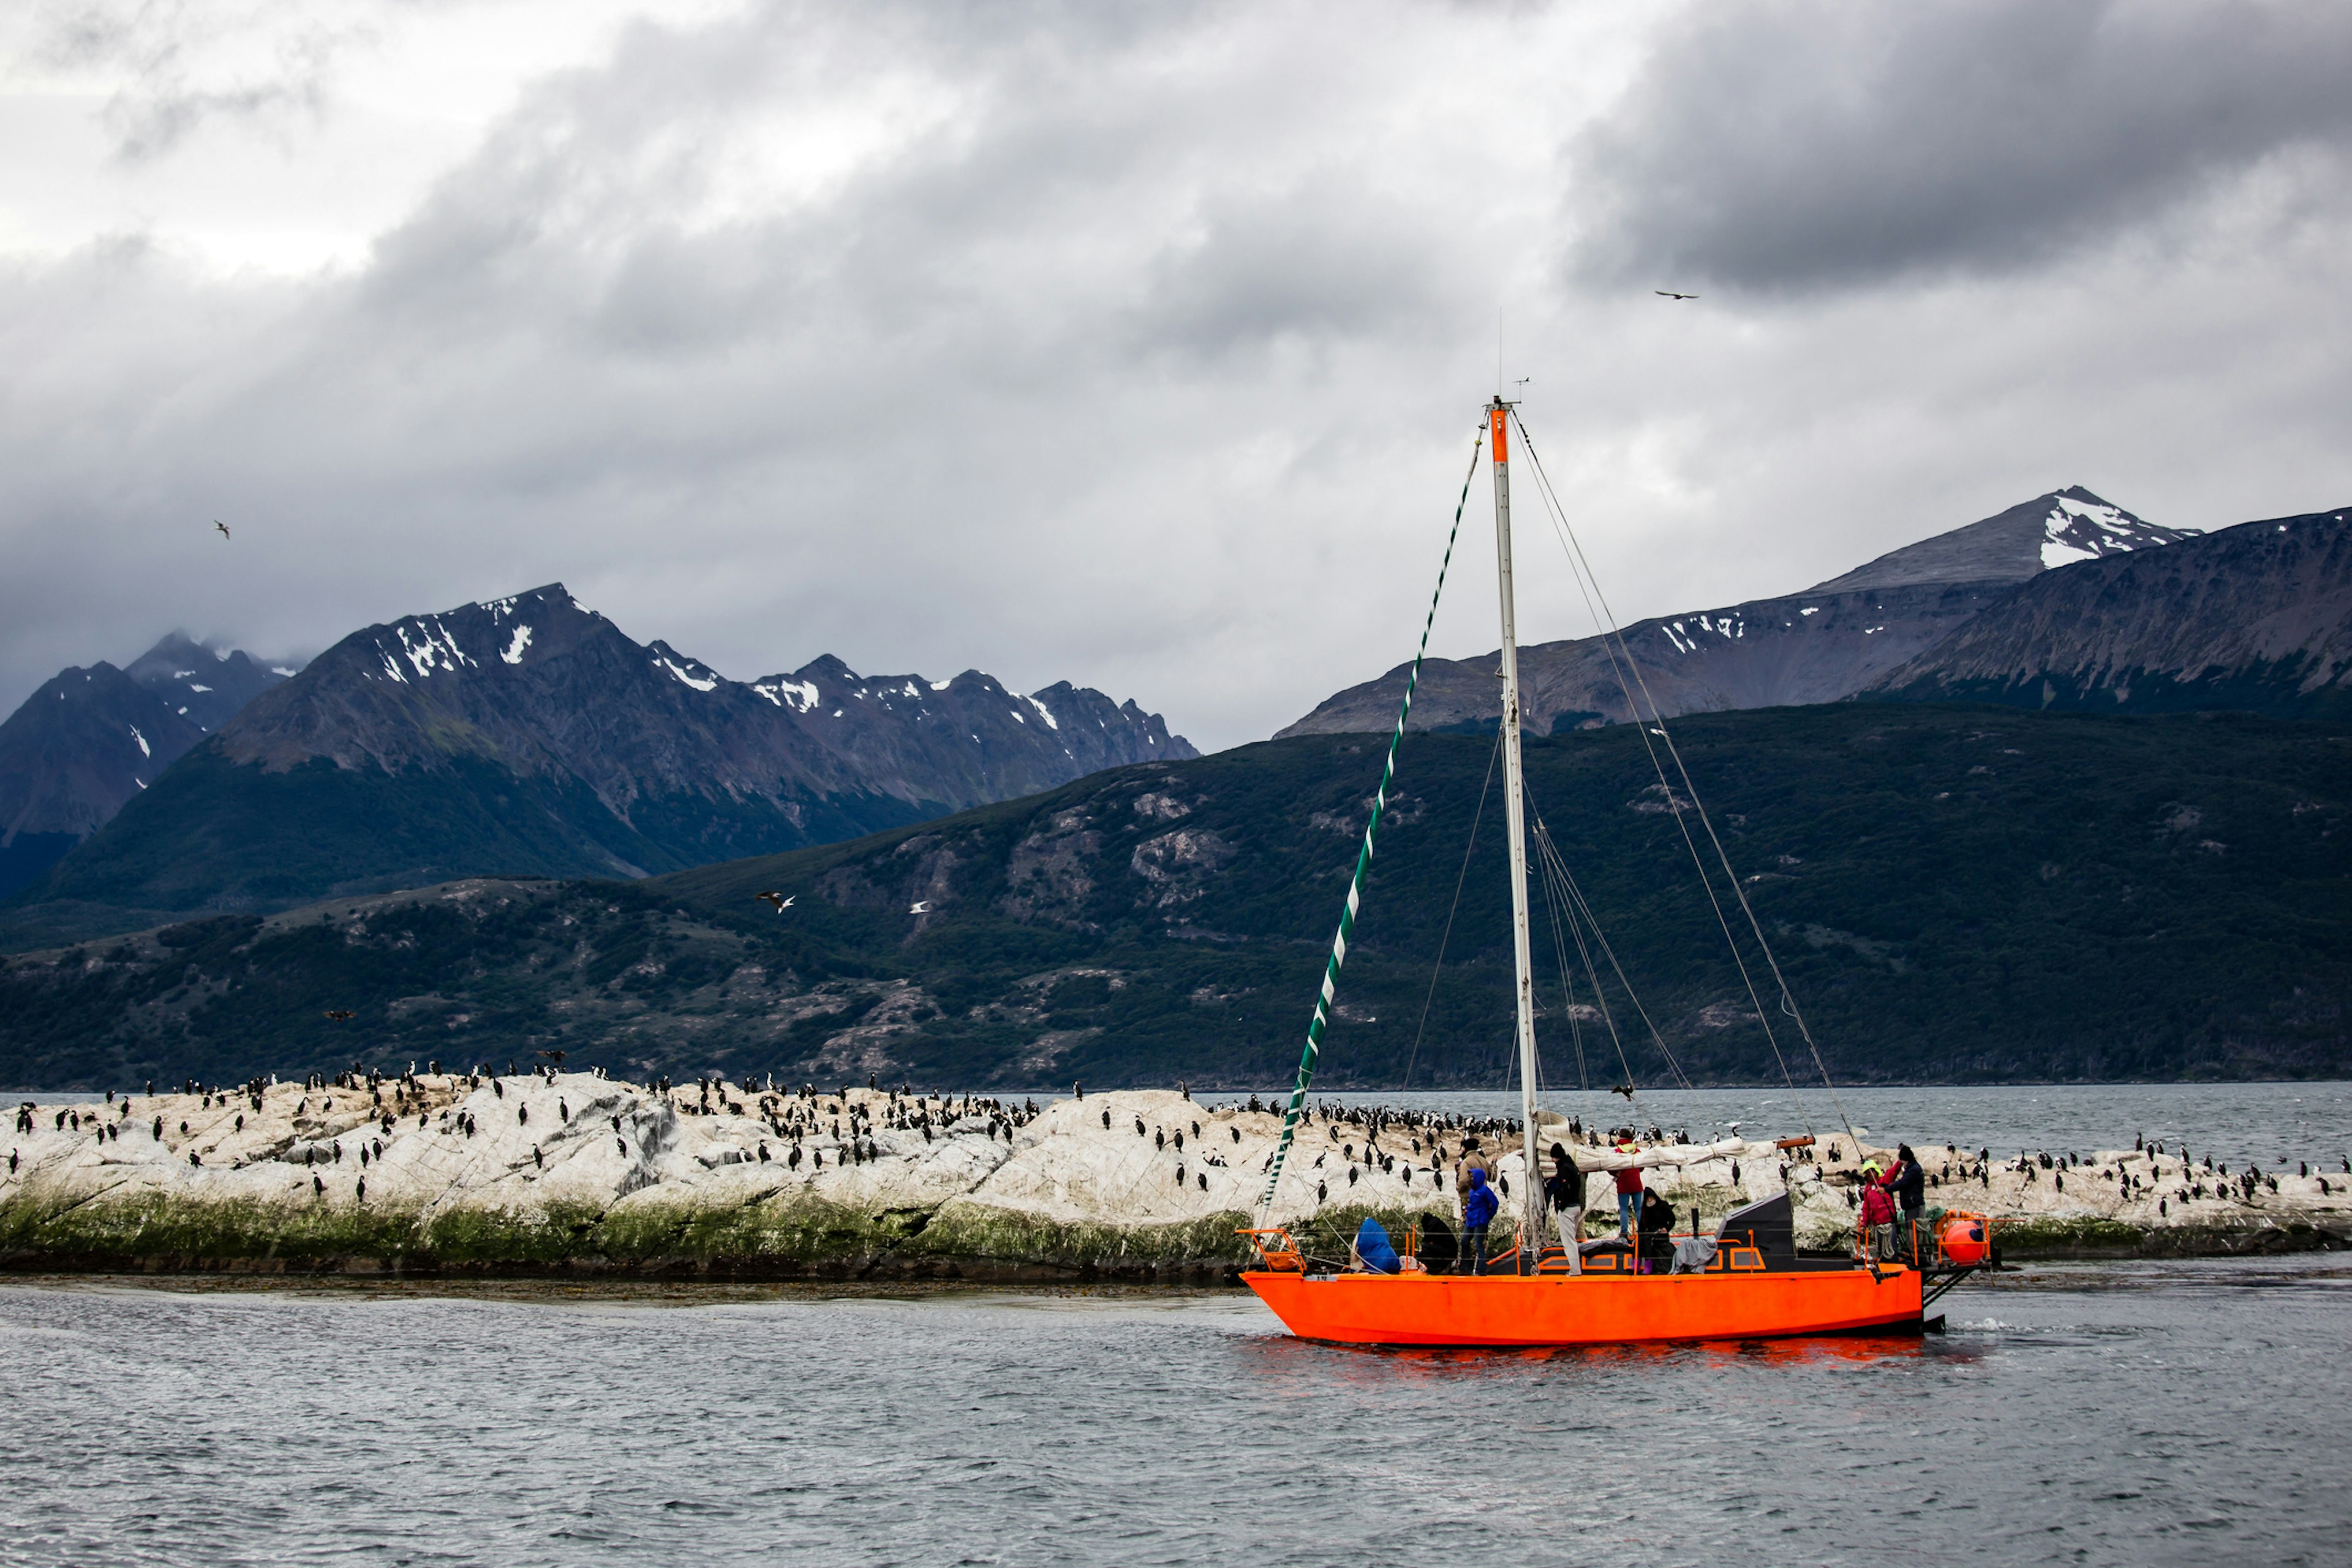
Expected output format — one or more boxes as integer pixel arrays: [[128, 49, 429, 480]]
[[1573, 0, 2352, 290], [1, 0, 2348, 749]]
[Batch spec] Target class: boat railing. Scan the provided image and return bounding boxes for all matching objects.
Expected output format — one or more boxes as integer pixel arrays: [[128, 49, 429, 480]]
[[1847, 1207, 2007, 1274], [1246, 1217, 1798, 1277]]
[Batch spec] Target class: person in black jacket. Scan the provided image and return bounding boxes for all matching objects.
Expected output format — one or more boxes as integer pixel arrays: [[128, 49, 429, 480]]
[[1545, 1141, 1585, 1275], [1888, 1144, 1928, 1261]]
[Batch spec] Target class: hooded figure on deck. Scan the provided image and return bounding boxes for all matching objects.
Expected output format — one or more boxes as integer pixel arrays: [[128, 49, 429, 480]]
[[1462, 1168, 1500, 1275], [1546, 1142, 1585, 1275], [1349, 1216, 1412, 1275]]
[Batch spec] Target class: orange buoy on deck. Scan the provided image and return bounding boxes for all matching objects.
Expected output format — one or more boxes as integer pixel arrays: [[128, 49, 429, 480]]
[[1939, 1213, 1991, 1265]]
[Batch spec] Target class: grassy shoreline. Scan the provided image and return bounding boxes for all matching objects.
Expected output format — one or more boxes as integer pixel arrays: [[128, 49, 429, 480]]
[[5, 1191, 2342, 1283]]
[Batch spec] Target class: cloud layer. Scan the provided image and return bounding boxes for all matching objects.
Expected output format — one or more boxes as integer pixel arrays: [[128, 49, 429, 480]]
[[1572, 0, 2352, 290], [2, 0, 2348, 748]]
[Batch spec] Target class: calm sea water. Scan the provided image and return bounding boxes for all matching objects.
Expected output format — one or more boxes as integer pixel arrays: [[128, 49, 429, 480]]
[[1, 1259, 2346, 1567]]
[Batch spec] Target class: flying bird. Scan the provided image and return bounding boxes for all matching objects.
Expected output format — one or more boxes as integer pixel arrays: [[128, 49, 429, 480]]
[[1654, 290, 1698, 300], [908, 901, 932, 914], [323, 1010, 353, 1022], [214, 520, 231, 540], [1610, 1083, 1637, 1101], [754, 891, 794, 913], [535, 1049, 568, 1066]]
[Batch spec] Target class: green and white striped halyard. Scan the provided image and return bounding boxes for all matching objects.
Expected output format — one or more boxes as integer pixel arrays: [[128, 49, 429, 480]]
[[1257, 429, 1485, 1216]]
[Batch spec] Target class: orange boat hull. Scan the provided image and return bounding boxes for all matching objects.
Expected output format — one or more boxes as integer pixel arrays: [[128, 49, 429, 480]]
[[1243, 1267, 1924, 1347]]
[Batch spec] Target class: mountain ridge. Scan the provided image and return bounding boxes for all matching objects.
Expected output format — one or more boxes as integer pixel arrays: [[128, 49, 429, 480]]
[[1870, 507, 2352, 717], [6, 583, 1196, 935], [1280, 488, 2268, 737]]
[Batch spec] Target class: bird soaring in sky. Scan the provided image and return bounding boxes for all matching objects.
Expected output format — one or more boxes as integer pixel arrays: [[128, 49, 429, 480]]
[[755, 891, 794, 913], [909, 900, 932, 914], [214, 520, 231, 539], [1655, 290, 1697, 300]]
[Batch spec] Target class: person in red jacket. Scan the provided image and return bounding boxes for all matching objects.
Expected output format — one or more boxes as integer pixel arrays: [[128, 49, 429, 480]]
[[1613, 1135, 1645, 1237], [1859, 1170, 1897, 1261]]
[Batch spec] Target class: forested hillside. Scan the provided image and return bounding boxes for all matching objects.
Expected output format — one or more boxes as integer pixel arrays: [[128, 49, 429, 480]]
[[3, 705, 2345, 1090]]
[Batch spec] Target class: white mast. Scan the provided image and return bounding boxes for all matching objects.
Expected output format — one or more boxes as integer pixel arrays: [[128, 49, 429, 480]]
[[1488, 396, 1544, 1265]]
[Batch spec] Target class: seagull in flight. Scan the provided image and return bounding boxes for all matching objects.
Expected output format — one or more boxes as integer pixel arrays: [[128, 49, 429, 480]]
[[1655, 290, 1698, 300], [214, 520, 232, 540], [754, 891, 794, 913], [909, 900, 933, 914]]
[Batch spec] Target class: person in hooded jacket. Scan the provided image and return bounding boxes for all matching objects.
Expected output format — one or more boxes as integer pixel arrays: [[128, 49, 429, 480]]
[[1545, 1141, 1585, 1275], [1462, 1167, 1499, 1276], [1453, 1137, 1493, 1204], [1858, 1171, 1897, 1261], [1887, 1144, 1928, 1259]]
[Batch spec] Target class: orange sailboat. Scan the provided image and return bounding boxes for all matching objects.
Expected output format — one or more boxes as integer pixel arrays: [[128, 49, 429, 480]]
[[1241, 398, 1973, 1348]]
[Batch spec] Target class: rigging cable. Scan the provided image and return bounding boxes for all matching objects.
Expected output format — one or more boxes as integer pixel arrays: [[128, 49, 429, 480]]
[[1400, 729, 1501, 1093], [1526, 815, 1663, 1135], [1529, 811, 1695, 1092], [1257, 426, 1486, 1218], [1509, 410, 1851, 1148], [1509, 427, 1803, 1126], [1529, 826, 1589, 1094]]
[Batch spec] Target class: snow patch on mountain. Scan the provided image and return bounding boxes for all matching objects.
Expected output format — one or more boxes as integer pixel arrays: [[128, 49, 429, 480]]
[[653, 654, 718, 692], [752, 679, 821, 714], [390, 619, 473, 679]]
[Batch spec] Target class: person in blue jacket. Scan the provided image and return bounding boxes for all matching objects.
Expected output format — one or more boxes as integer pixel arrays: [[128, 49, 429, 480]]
[[1462, 1167, 1499, 1275], [1349, 1216, 1401, 1274]]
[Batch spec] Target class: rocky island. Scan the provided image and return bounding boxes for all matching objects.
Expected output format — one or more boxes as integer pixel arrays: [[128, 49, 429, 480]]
[[6, 1071, 2347, 1281]]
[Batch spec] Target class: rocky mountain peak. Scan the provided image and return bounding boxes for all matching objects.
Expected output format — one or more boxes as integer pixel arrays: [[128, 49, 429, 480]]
[[1806, 486, 2197, 595], [122, 633, 300, 733]]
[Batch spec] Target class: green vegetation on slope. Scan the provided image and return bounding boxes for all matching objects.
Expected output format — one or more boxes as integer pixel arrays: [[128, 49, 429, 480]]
[[1, 741, 937, 937], [2, 705, 2345, 1088]]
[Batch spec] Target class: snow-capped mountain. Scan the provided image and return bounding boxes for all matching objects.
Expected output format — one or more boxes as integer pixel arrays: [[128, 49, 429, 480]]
[[1807, 486, 2198, 592], [1280, 487, 2201, 736], [1872, 507, 2351, 717], [17, 585, 1194, 919]]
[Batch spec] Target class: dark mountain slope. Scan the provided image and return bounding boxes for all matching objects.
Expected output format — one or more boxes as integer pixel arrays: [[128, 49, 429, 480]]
[[123, 634, 298, 734], [1282, 488, 2186, 736], [0, 636, 297, 902], [6, 585, 1193, 938], [1281, 580, 2010, 736], [6, 704, 2342, 1090], [1872, 508, 2352, 718], [0, 665, 206, 901]]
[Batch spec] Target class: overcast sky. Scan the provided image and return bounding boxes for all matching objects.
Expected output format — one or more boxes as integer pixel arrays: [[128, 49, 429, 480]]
[[3, 0, 2347, 748]]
